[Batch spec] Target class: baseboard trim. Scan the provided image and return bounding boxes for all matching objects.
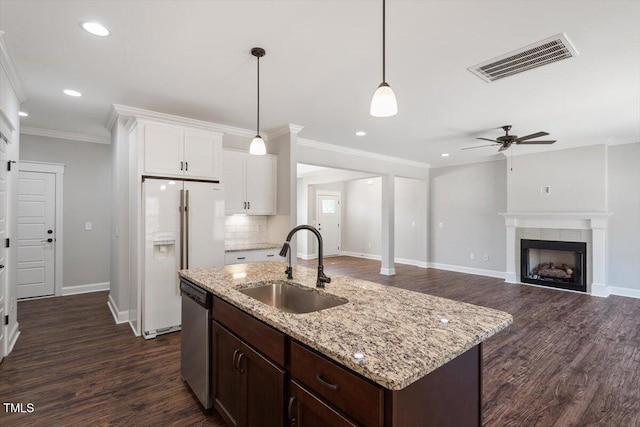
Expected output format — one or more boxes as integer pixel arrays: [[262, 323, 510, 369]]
[[607, 285, 640, 299], [129, 320, 141, 337], [297, 253, 318, 260], [380, 267, 396, 276], [62, 282, 110, 296], [339, 251, 380, 261], [396, 257, 428, 268], [590, 282, 609, 298], [107, 294, 129, 324], [7, 322, 20, 355], [428, 262, 506, 279]]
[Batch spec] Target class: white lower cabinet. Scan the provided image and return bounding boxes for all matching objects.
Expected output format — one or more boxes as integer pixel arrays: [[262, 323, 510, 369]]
[[225, 249, 279, 265]]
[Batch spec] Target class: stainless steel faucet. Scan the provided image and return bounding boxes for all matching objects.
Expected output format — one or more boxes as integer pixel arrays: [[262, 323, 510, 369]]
[[279, 225, 332, 288]]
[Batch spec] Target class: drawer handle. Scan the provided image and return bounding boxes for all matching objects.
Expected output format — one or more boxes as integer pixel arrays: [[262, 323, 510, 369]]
[[233, 349, 240, 369], [266, 254, 274, 257], [237, 257, 246, 260], [237, 353, 245, 373], [316, 374, 339, 391], [287, 396, 297, 424]]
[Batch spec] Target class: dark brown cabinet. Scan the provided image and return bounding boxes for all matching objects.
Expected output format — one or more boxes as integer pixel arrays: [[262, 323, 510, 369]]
[[288, 380, 357, 427], [212, 321, 285, 427]]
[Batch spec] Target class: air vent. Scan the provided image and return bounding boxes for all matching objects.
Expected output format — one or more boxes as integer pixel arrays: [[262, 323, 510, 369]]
[[468, 33, 579, 82]]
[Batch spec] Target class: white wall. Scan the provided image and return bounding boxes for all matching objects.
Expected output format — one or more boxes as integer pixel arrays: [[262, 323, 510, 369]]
[[507, 144, 607, 212], [607, 143, 640, 292], [429, 160, 507, 273], [20, 134, 111, 289]]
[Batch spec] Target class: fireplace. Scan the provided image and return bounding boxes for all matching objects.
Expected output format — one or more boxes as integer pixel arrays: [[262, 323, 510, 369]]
[[520, 239, 587, 292]]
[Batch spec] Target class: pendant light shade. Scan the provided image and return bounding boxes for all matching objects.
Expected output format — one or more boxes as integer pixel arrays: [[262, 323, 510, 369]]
[[370, 82, 398, 117], [250, 47, 267, 155], [370, 0, 397, 117], [249, 135, 266, 155]]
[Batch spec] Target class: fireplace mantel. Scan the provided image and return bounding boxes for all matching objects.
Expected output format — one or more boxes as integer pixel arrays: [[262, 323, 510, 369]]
[[500, 212, 612, 297]]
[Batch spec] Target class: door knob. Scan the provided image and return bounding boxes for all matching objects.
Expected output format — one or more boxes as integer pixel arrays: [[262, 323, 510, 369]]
[[41, 238, 53, 243], [47, 230, 53, 234]]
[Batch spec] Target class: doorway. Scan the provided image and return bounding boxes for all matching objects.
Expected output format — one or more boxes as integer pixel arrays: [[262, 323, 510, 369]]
[[315, 191, 341, 256], [17, 162, 64, 299]]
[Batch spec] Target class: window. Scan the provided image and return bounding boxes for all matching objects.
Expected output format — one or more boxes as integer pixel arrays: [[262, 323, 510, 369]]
[[322, 199, 336, 214]]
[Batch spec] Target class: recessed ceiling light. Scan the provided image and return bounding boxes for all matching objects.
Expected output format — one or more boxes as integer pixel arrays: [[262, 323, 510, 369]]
[[19, 111, 29, 117], [355, 131, 366, 136], [81, 22, 110, 37], [441, 153, 450, 157], [63, 89, 82, 97]]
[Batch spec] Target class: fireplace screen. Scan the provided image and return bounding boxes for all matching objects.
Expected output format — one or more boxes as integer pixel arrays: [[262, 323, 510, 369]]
[[521, 239, 587, 292]]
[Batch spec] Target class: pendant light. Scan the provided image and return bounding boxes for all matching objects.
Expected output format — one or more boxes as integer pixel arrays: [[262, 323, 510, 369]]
[[370, 0, 397, 117], [249, 47, 267, 155]]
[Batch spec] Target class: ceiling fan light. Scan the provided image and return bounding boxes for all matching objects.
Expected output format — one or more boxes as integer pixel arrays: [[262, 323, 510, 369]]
[[370, 82, 397, 117], [249, 135, 266, 155]]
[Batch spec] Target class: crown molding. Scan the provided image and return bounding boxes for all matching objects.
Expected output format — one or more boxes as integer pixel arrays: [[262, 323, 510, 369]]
[[268, 124, 304, 139], [297, 138, 429, 169], [429, 155, 505, 169], [21, 127, 110, 145], [0, 31, 27, 102], [109, 104, 245, 138]]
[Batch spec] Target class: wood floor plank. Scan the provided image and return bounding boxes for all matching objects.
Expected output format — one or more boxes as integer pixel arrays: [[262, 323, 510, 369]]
[[1, 257, 638, 426]]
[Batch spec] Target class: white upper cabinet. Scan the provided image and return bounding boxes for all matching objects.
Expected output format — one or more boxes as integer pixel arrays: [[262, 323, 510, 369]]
[[223, 150, 277, 215], [142, 122, 222, 180]]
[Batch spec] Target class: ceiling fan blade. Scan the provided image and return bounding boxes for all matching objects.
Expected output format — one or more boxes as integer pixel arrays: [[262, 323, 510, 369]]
[[498, 145, 509, 152], [517, 140, 556, 145], [515, 131, 549, 142], [461, 144, 501, 150], [476, 137, 501, 143]]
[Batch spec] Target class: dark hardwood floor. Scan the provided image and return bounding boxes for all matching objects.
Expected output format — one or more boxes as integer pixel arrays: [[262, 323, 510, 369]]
[[1, 256, 639, 426]]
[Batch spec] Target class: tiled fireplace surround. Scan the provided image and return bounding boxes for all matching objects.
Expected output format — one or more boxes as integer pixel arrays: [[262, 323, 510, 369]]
[[501, 213, 611, 297]]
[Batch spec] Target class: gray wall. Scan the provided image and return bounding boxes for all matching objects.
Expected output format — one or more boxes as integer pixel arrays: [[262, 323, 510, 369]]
[[507, 144, 607, 212], [395, 177, 427, 263], [343, 178, 382, 256], [20, 134, 111, 288], [607, 143, 640, 291], [429, 160, 507, 272]]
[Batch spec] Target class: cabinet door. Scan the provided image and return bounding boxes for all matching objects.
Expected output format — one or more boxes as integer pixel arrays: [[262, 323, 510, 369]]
[[144, 124, 184, 176], [240, 342, 285, 427], [223, 151, 247, 214], [288, 381, 357, 427], [184, 130, 222, 179], [213, 322, 243, 427], [245, 155, 277, 215]]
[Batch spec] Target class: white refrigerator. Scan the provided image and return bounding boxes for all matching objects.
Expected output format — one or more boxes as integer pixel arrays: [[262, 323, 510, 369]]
[[142, 177, 224, 339]]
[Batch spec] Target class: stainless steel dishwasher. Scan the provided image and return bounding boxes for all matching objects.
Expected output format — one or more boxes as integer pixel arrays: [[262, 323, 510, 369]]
[[180, 279, 213, 409]]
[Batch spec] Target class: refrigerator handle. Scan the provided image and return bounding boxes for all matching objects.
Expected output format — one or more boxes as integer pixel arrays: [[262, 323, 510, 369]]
[[185, 189, 190, 269], [180, 189, 184, 270]]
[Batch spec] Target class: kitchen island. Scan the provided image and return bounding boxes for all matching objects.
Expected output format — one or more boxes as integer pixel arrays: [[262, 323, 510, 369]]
[[180, 262, 512, 426]]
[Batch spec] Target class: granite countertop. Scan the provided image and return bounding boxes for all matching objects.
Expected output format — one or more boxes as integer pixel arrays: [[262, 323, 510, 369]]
[[180, 262, 512, 390], [224, 242, 281, 252]]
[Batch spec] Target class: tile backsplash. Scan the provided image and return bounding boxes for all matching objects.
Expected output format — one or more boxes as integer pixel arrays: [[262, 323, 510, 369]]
[[225, 215, 268, 246]]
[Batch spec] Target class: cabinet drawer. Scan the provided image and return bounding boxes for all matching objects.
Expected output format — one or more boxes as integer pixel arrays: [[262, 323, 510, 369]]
[[224, 249, 279, 265], [213, 297, 285, 367], [290, 341, 383, 427]]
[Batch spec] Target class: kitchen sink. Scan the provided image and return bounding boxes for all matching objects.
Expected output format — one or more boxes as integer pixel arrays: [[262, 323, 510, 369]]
[[238, 281, 348, 314]]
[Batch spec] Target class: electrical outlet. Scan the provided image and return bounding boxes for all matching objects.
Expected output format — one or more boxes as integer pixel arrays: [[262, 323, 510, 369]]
[[411, 221, 416, 227], [85, 222, 92, 231], [470, 253, 475, 260], [541, 186, 551, 195], [368, 243, 372, 248], [438, 222, 443, 228], [483, 254, 489, 261]]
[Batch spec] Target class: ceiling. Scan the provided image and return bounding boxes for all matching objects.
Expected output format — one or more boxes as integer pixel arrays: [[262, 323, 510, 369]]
[[1, 0, 638, 165]]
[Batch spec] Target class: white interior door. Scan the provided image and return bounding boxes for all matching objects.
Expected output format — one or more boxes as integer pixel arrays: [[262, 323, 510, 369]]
[[316, 192, 341, 256], [0, 139, 7, 360], [17, 171, 56, 299]]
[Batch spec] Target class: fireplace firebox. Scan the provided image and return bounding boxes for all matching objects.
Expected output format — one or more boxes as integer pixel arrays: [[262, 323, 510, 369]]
[[520, 239, 587, 292]]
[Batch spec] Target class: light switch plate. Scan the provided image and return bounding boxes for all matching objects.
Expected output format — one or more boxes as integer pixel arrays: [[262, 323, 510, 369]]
[[85, 222, 92, 231], [541, 186, 551, 195]]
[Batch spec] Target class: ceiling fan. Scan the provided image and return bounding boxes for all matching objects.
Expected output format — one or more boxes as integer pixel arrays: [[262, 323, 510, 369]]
[[463, 125, 556, 152]]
